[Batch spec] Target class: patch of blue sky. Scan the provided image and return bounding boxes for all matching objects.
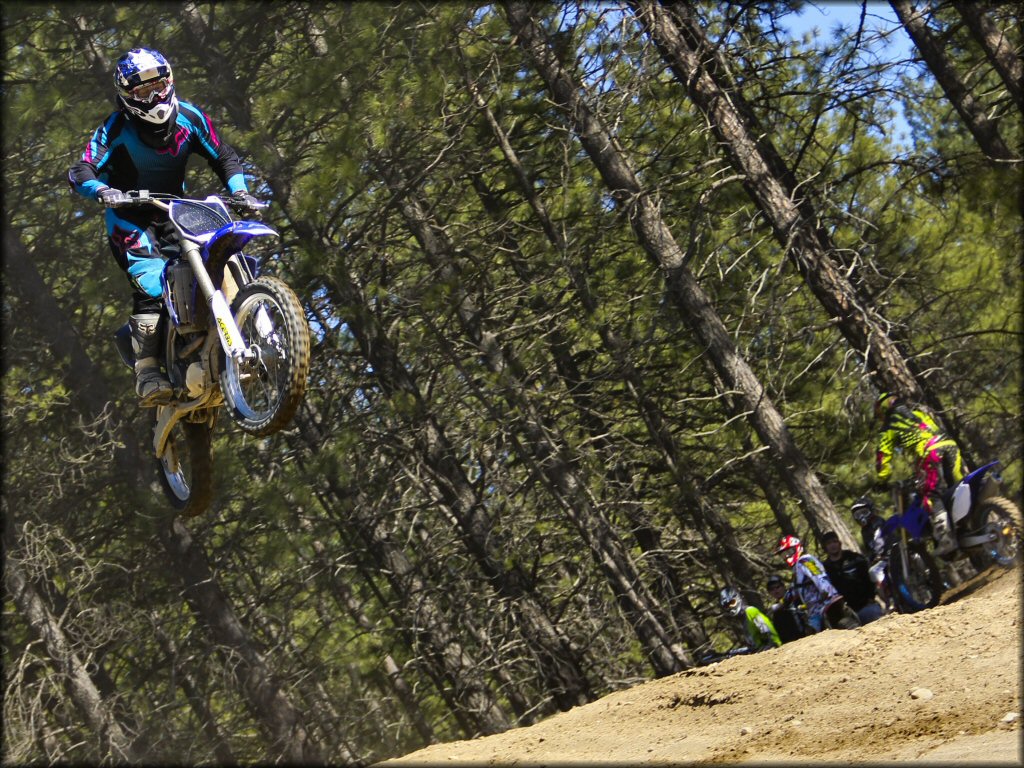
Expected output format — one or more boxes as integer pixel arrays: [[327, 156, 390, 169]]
[[783, 2, 917, 146]]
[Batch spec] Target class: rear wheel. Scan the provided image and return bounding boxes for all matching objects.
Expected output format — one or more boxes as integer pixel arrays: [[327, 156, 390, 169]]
[[888, 541, 943, 614], [221, 277, 310, 436], [969, 497, 1022, 570], [156, 416, 213, 518]]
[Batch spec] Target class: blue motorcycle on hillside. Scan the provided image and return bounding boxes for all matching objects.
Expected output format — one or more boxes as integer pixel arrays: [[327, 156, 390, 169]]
[[883, 462, 1021, 614]]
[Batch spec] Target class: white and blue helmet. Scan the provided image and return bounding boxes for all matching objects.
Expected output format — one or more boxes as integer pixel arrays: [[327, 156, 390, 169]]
[[114, 48, 178, 126]]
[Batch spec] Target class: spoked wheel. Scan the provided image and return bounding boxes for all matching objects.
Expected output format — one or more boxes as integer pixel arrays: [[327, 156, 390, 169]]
[[969, 497, 1022, 570], [888, 541, 944, 614], [221, 276, 310, 436], [156, 415, 213, 518]]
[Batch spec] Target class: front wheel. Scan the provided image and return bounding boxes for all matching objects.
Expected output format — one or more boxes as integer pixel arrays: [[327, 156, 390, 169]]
[[222, 276, 310, 436], [156, 417, 213, 518], [888, 541, 943, 614], [969, 497, 1022, 570]]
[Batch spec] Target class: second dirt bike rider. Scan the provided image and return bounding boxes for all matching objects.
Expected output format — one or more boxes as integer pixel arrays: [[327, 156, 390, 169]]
[[873, 392, 968, 555], [67, 47, 258, 405]]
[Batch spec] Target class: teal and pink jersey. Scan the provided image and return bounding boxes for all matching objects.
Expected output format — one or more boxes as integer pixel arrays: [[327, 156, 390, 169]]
[[68, 100, 249, 297]]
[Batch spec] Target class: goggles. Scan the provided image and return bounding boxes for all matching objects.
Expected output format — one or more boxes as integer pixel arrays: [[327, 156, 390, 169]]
[[780, 546, 798, 560], [129, 76, 173, 103]]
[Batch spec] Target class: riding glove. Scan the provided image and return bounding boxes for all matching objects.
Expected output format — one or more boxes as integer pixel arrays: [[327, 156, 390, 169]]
[[231, 190, 260, 208], [97, 186, 127, 207]]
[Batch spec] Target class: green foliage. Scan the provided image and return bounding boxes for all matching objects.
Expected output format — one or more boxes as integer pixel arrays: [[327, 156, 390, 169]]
[[3, 1, 1019, 763]]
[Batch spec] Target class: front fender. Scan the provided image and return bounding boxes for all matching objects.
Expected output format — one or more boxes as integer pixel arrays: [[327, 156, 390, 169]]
[[202, 221, 278, 269]]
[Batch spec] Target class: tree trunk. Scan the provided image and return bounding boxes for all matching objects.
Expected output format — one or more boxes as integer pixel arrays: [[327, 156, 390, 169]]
[[157, 519, 331, 764], [3, 517, 141, 764], [375, 160, 694, 674], [890, 0, 1019, 162], [501, 1, 860, 553], [312, 475, 514, 737], [629, 0, 931, 404], [465, 78, 754, 600], [151, 617, 237, 764], [952, 0, 1024, 117], [301, 522, 437, 746]]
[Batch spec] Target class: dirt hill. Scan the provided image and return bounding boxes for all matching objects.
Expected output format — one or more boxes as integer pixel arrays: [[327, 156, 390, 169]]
[[380, 565, 1021, 765]]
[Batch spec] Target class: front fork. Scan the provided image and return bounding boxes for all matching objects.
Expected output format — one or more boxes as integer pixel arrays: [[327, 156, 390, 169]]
[[154, 242, 246, 460], [183, 241, 250, 363], [897, 530, 912, 583]]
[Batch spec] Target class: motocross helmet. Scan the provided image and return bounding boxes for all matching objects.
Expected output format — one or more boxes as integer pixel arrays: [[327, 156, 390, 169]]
[[874, 391, 896, 421], [719, 587, 744, 617], [776, 535, 803, 568], [114, 48, 178, 133], [851, 495, 875, 526]]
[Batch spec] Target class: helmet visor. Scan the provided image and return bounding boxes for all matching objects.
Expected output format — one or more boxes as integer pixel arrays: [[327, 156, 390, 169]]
[[129, 76, 173, 103]]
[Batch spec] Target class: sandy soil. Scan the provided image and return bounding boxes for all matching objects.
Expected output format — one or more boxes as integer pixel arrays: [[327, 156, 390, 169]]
[[380, 565, 1021, 765]]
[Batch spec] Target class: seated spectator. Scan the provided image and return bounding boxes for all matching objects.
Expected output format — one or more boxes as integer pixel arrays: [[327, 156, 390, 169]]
[[821, 530, 884, 624], [719, 586, 781, 651], [776, 535, 860, 630], [852, 496, 892, 611]]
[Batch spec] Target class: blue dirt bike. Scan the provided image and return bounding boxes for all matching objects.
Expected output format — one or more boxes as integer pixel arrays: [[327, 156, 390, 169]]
[[883, 463, 1021, 613], [112, 191, 310, 517]]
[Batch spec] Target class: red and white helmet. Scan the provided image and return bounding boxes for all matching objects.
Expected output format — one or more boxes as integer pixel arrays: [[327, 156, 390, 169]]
[[776, 535, 804, 568]]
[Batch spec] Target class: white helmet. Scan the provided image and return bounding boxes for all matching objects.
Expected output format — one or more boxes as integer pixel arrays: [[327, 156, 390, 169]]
[[114, 48, 178, 126]]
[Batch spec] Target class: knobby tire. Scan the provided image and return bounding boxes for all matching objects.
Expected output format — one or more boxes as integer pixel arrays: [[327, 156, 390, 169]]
[[888, 541, 943, 614], [222, 276, 310, 436], [156, 418, 213, 518]]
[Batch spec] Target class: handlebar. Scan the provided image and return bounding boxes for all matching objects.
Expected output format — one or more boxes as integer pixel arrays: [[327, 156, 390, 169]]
[[104, 189, 269, 213]]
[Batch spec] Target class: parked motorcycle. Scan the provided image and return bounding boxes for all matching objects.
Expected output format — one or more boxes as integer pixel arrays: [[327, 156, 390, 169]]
[[883, 463, 1021, 614], [112, 191, 310, 517]]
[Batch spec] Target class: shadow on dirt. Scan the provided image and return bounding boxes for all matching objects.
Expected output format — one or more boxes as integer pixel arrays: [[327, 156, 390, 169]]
[[940, 566, 1010, 607]]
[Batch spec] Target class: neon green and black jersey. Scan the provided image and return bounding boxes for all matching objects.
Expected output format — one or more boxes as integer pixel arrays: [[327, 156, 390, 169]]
[[875, 404, 952, 482], [744, 605, 781, 650]]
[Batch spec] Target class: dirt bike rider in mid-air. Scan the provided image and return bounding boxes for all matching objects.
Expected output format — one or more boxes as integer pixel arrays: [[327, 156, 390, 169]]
[[68, 48, 258, 406], [872, 392, 969, 556]]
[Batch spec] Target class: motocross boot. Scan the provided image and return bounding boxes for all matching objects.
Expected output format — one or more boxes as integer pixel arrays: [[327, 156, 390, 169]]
[[929, 498, 956, 556], [130, 313, 172, 406]]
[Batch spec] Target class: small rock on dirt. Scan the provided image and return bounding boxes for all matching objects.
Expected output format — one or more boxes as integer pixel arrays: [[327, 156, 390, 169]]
[[910, 687, 934, 700]]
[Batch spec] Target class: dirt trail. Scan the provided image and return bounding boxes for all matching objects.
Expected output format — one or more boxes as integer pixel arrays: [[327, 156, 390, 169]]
[[380, 566, 1021, 765]]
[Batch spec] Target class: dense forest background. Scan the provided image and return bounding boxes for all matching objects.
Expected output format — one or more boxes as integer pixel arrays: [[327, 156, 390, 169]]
[[3, 1, 1020, 763]]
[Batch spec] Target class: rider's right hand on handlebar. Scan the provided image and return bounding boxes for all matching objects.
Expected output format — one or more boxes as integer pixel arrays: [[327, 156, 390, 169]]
[[231, 189, 263, 209], [97, 187, 128, 208]]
